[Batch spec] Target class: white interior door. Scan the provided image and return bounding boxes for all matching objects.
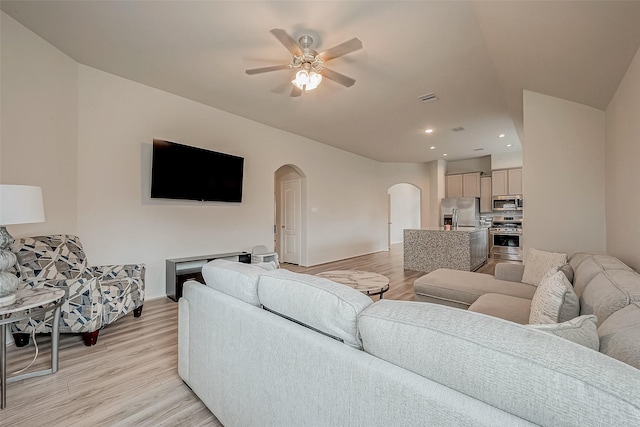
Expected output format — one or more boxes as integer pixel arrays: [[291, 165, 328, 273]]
[[281, 179, 301, 264]]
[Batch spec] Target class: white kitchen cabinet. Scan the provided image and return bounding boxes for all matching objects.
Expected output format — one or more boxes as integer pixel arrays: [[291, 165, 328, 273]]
[[508, 168, 522, 195], [480, 176, 492, 213], [446, 172, 481, 198], [491, 168, 521, 196], [462, 172, 481, 197], [445, 174, 463, 198]]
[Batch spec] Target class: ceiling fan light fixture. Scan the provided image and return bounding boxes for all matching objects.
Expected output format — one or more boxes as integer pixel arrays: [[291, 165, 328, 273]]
[[292, 69, 322, 91]]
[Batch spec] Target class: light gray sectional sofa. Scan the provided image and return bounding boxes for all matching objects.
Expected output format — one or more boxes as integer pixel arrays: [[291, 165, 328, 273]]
[[414, 253, 640, 369], [178, 258, 640, 426]]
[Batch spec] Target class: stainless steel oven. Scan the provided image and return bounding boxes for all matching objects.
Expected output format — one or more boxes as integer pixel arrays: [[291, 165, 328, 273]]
[[490, 215, 523, 261]]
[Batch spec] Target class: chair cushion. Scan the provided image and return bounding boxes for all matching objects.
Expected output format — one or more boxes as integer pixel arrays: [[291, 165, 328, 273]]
[[521, 248, 568, 286], [598, 302, 640, 369], [258, 269, 372, 349], [527, 315, 599, 351], [201, 259, 267, 306], [468, 293, 531, 324], [529, 270, 579, 324]]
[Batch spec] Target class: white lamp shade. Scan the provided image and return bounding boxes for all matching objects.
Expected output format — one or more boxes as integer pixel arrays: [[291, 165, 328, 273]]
[[0, 185, 45, 225]]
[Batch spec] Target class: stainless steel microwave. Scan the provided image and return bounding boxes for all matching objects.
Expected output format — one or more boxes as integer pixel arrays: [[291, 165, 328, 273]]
[[492, 195, 523, 211]]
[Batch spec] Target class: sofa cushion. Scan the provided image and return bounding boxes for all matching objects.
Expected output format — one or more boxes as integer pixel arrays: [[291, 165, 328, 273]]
[[529, 270, 579, 324], [580, 270, 640, 326], [358, 300, 640, 426], [257, 269, 373, 349], [468, 293, 531, 324], [598, 302, 640, 369], [414, 269, 537, 308], [201, 259, 267, 306], [521, 248, 568, 286], [527, 315, 599, 351], [572, 254, 632, 297]]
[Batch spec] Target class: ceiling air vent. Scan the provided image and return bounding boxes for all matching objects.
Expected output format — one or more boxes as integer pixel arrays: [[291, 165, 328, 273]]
[[473, 148, 485, 151], [451, 126, 465, 132], [419, 92, 439, 103]]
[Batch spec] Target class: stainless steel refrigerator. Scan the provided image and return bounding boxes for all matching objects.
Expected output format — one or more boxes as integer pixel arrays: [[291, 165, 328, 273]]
[[441, 197, 480, 227]]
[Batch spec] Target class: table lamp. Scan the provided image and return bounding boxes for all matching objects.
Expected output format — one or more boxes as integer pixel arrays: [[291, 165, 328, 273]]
[[0, 185, 45, 306]]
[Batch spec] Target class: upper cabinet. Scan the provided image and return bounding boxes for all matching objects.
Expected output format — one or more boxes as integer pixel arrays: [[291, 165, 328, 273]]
[[507, 168, 522, 195], [491, 168, 522, 196], [480, 176, 492, 213], [446, 172, 481, 198], [445, 174, 464, 198]]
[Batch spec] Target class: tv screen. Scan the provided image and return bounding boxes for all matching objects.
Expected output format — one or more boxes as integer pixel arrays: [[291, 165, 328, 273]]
[[151, 139, 244, 202]]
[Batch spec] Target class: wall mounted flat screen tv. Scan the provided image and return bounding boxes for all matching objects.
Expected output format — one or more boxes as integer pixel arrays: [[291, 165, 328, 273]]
[[151, 139, 244, 202]]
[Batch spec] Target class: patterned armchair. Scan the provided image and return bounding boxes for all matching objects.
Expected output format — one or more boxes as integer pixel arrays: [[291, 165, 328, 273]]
[[9, 234, 145, 346]]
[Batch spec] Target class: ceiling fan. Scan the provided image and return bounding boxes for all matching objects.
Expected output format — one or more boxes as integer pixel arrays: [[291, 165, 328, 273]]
[[245, 29, 363, 96]]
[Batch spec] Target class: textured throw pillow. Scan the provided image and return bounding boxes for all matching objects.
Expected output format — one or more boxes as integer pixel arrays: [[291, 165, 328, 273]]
[[529, 270, 580, 324], [527, 315, 599, 350], [522, 248, 568, 286]]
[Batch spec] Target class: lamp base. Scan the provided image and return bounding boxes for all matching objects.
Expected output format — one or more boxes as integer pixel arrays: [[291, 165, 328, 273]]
[[0, 292, 16, 307]]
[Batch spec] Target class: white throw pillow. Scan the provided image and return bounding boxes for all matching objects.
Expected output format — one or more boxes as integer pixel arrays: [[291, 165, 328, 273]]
[[529, 270, 580, 324], [522, 248, 568, 286], [527, 315, 599, 351]]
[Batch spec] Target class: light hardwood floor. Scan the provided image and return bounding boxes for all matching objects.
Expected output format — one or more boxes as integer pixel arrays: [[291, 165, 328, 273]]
[[3, 244, 511, 426]]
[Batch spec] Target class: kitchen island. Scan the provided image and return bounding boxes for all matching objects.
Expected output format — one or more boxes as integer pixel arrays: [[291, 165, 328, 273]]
[[404, 227, 488, 273]]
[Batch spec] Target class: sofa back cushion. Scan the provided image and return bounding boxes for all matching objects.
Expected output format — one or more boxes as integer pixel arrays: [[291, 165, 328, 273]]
[[580, 270, 640, 326], [598, 302, 640, 369], [201, 259, 267, 306], [572, 254, 632, 297], [358, 300, 640, 426], [258, 269, 372, 349]]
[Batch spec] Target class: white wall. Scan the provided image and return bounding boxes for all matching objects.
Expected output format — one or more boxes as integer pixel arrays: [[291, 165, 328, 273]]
[[491, 152, 523, 170], [605, 45, 640, 270], [522, 90, 606, 257], [76, 66, 417, 296], [1, 12, 78, 237], [388, 183, 421, 244], [379, 162, 433, 227], [446, 156, 492, 175]]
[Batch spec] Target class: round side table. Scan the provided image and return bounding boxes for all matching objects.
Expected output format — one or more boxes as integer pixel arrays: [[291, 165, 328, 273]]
[[0, 287, 65, 409]]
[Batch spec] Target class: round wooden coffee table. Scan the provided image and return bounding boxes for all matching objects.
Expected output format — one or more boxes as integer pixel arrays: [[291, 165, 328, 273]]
[[316, 270, 390, 299]]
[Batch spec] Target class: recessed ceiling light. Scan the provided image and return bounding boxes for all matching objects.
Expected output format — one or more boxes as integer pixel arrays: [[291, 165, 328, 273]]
[[430, 146, 436, 150], [498, 134, 506, 138], [443, 153, 448, 157], [505, 144, 513, 147], [425, 128, 434, 134]]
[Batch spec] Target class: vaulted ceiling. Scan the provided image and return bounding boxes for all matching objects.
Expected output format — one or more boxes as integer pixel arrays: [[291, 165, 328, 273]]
[[3, 1, 640, 162]]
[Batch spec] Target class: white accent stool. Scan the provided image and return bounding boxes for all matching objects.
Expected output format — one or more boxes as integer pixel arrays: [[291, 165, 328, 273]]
[[251, 245, 279, 266]]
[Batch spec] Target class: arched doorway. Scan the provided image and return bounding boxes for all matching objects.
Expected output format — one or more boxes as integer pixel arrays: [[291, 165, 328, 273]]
[[388, 183, 421, 247], [274, 165, 307, 265]]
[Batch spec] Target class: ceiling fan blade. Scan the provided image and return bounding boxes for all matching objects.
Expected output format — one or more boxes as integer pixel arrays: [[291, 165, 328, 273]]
[[290, 86, 302, 97], [318, 38, 363, 62], [321, 67, 356, 88], [245, 64, 291, 75], [270, 29, 302, 56]]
